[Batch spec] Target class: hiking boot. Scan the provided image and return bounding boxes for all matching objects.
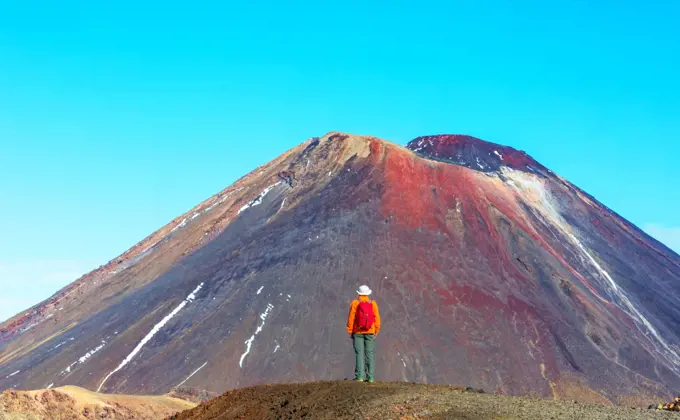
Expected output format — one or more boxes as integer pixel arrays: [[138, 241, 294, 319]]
[[367, 379, 375, 383], [354, 378, 364, 382]]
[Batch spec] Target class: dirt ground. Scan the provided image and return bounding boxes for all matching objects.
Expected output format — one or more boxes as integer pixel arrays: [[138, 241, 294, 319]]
[[0, 385, 196, 420], [169, 381, 679, 420]]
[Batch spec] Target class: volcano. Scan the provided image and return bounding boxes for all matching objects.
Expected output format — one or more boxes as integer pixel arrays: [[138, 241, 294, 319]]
[[2, 133, 679, 403]]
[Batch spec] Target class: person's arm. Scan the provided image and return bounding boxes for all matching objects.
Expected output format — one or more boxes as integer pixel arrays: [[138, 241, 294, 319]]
[[373, 301, 381, 336], [346, 300, 357, 335]]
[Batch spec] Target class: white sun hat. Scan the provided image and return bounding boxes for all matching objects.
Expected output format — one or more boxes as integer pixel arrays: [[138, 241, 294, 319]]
[[356, 285, 372, 296]]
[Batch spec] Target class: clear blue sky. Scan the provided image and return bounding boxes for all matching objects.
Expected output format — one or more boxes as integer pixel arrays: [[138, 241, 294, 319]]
[[1, 1, 678, 322]]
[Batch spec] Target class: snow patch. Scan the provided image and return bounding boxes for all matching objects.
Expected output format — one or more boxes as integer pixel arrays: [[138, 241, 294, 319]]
[[6, 370, 19, 378], [176, 362, 208, 388], [60, 340, 107, 375], [171, 218, 188, 233], [96, 282, 204, 392], [256, 286, 264, 295], [204, 202, 219, 213], [239, 303, 274, 368], [52, 337, 75, 351], [186, 285, 201, 302], [494, 150, 503, 160], [20, 314, 54, 333], [52, 341, 68, 351], [238, 183, 281, 214], [78, 340, 106, 364], [138, 238, 163, 256], [412, 139, 427, 152], [47, 383, 54, 389]]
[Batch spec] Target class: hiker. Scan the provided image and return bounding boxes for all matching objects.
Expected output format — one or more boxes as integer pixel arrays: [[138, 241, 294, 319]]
[[346, 285, 381, 383]]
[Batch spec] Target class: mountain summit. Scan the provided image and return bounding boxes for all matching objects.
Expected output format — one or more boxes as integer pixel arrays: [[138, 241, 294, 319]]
[[407, 134, 548, 174], [1, 132, 679, 403]]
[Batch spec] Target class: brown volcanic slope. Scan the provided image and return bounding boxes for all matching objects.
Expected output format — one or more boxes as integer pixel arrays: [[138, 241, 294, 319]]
[[1, 133, 680, 404], [0, 385, 195, 419], [170, 381, 675, 420]]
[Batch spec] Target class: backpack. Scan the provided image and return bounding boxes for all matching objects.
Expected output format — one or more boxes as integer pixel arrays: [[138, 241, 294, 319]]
[[355, 300, 375, 331]]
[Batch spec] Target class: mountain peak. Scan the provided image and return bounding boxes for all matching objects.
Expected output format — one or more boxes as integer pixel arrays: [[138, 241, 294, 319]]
[[2, 131, 679, 402], [407, 134, 547, 174]]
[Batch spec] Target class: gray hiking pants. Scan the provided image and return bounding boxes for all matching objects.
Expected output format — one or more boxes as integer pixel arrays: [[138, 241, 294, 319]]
[[352, 333, 375, 380]]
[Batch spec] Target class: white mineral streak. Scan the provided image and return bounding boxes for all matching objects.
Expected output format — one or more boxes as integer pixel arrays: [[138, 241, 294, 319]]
[[238, 183, 281, 214], [176, 362, 208, 388], [78, 341, 106, 363], [60, 339, 107, 376], [20, 314, 54, 333], [52, 337, 75, 351], [239, 303, 274, 368], [96, 283, 204, 392], [171, 218, 188, 233]]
